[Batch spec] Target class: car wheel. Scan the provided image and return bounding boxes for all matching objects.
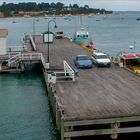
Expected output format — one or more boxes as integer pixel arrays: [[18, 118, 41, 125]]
[[77, 64, 80, 69], [96, 63, 99, 67], [107, 64, 111, 68]]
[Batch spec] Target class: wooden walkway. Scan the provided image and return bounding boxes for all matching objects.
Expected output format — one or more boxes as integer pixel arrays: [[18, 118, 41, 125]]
[[30, 35, 140, 140]]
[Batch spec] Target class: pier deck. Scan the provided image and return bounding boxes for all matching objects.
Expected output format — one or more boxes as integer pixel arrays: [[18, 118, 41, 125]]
[[33, 36, 140, 139]]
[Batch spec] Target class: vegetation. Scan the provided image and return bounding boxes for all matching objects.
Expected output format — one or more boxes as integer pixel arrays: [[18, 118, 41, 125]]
[[0, 2, 112, 17]]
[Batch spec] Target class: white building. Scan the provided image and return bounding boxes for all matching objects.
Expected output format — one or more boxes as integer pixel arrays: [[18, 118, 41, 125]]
[[0, 29, 8, 55]]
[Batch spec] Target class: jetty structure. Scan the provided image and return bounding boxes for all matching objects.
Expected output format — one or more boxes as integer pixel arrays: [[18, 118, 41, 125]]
[[0, 29, 140, 140]]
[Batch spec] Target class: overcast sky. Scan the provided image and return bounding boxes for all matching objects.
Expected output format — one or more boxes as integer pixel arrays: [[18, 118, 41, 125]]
[[0, 0, 140, 11]]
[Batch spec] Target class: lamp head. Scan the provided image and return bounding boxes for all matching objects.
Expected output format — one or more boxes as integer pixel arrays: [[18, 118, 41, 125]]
[[54, 24, 57, 28]]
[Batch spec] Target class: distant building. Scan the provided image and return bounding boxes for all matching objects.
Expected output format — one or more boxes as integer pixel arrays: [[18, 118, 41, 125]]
[[0, 29, 8, 55]]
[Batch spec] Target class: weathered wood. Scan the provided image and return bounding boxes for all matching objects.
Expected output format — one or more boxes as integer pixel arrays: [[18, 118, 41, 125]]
[[31, 35, 140, 139], [61, 116, 64, 140], [64, 126, 140, 138], [34, 36, 140, 120], [64, 116, 140, 126]]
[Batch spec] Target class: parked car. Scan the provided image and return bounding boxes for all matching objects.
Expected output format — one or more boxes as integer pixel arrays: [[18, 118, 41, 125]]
[[91, 51, 111, 67], [74, 55, 93, 68], [55, 31, 64, 39]]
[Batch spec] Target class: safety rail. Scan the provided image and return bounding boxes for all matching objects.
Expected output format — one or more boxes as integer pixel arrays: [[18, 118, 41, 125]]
[[48, 60, 75, 83], [21, 53, 41, 61], [7, 53, 21, 67], [63, 60, 75, 81], [6, 53, 42, 67], [30, 34, 37, 51]]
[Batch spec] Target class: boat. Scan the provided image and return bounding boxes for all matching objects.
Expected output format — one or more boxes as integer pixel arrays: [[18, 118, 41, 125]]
[[136, 18, 140, 21], [118, 52, 140, 74], [12, 21, 16, 23], [88, 13, 93, 18], [73, 15, 94, 52], [73, 27, 94, 52]]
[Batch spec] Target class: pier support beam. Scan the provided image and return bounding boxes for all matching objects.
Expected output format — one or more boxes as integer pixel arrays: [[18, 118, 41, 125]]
[[61, 115, 64, 140]]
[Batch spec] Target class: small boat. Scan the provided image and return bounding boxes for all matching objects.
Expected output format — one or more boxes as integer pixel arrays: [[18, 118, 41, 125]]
[[88, 14, 93, 18], [12, 21, 16, 23], [73, 28, 94, 52], [136, 18, 140, 21]]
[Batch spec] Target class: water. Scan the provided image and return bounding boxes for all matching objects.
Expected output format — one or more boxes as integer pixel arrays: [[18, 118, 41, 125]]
[[0, 73, 56, 140], [0, 11, 140, 55], [0, 11, 140, 139]]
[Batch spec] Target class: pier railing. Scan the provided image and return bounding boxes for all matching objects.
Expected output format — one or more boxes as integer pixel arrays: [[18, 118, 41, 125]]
[[7, 53, 21, 67], [63, 60, 75, 81], [6, 52, 42, 67], [29, 34, 37, 51], [48, 60, 75, 83], [6, 52, 51, 69]]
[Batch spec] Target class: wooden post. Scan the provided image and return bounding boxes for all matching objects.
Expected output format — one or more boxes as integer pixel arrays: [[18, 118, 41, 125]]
[[61, 111, 64, 140], [110, 122, 120, 140], [56, 105, 61, 137], [64, 126, 73, 140]]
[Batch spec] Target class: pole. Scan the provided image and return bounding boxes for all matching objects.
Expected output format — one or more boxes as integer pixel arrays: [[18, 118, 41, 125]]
[[47, 23, 50, 63], [33, 17, 35, 42], [47, 20, 57, 63]]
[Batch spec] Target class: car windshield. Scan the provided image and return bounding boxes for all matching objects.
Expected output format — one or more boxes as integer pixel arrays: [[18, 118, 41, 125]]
[[96, 55, 109, 59], [78, 56, 90, 60]]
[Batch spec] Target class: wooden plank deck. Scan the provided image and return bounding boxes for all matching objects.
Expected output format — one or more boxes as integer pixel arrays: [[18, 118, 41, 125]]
[[35, 35, 140, 120]]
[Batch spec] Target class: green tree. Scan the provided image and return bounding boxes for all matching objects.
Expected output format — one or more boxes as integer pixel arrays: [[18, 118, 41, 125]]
[[3, 9, 11, 17], [73, 4, 79, 9], [56, 2, 64, 10], [84, 5, 89, 9]]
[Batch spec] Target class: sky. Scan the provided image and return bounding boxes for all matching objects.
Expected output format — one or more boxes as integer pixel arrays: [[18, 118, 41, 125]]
[[0, 0, 140, 11]]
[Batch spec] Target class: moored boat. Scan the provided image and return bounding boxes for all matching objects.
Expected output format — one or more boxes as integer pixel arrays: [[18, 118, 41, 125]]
[[73, 27, 94, 52]]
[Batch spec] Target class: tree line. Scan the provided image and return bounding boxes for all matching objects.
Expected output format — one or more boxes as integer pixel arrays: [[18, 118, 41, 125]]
[[0, 2, 112, 17]]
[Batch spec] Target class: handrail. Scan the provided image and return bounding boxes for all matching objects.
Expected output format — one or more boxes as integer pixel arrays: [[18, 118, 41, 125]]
[[29, 34, 37, 51], [63, 60, 75, 81], [6, 52, 42, 67]]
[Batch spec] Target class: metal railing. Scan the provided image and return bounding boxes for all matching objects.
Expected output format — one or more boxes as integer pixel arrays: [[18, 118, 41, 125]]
[[48, 60, 75, 83], [63, 60, 75, 81], [6, 52, 42, 67]]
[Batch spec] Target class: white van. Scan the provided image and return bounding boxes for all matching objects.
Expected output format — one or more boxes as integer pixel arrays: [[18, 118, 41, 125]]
[[91, 51, 111, 67]]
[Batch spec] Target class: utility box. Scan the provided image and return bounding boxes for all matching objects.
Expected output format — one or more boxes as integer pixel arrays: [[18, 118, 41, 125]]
[[0, 29, 8, 55], [43, 31, 54, 43]]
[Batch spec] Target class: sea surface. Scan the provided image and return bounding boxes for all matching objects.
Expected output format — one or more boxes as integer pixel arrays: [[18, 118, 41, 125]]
[[0, 11, 140, 140], [0, 11, 140, 55], [0, 72, 56, 140]]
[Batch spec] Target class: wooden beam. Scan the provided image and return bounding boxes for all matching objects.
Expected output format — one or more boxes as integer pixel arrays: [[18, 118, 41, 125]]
[[64, 116, 140, 126], [64, 126, 140, 138], [61, 117, 64, 140]]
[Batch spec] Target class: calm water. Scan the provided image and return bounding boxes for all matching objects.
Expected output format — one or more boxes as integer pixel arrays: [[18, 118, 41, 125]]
[[0, 11, 140, 139], [0, 11, 140, 55], [0, 72, 56, 140]]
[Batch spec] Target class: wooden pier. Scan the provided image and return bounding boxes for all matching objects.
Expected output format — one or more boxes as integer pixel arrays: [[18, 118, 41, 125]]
[[1, 34, 140, 139], [33, 35, 140, 140]]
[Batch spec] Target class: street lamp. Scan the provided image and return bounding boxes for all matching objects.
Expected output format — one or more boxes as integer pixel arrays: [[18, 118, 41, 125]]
[[47, 20, 57, 63], [33, 17, 35, 42]]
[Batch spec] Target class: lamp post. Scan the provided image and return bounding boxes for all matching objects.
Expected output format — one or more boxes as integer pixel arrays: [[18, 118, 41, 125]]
[[47, 20, 57, 63], [33, 17, 35, 42]]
